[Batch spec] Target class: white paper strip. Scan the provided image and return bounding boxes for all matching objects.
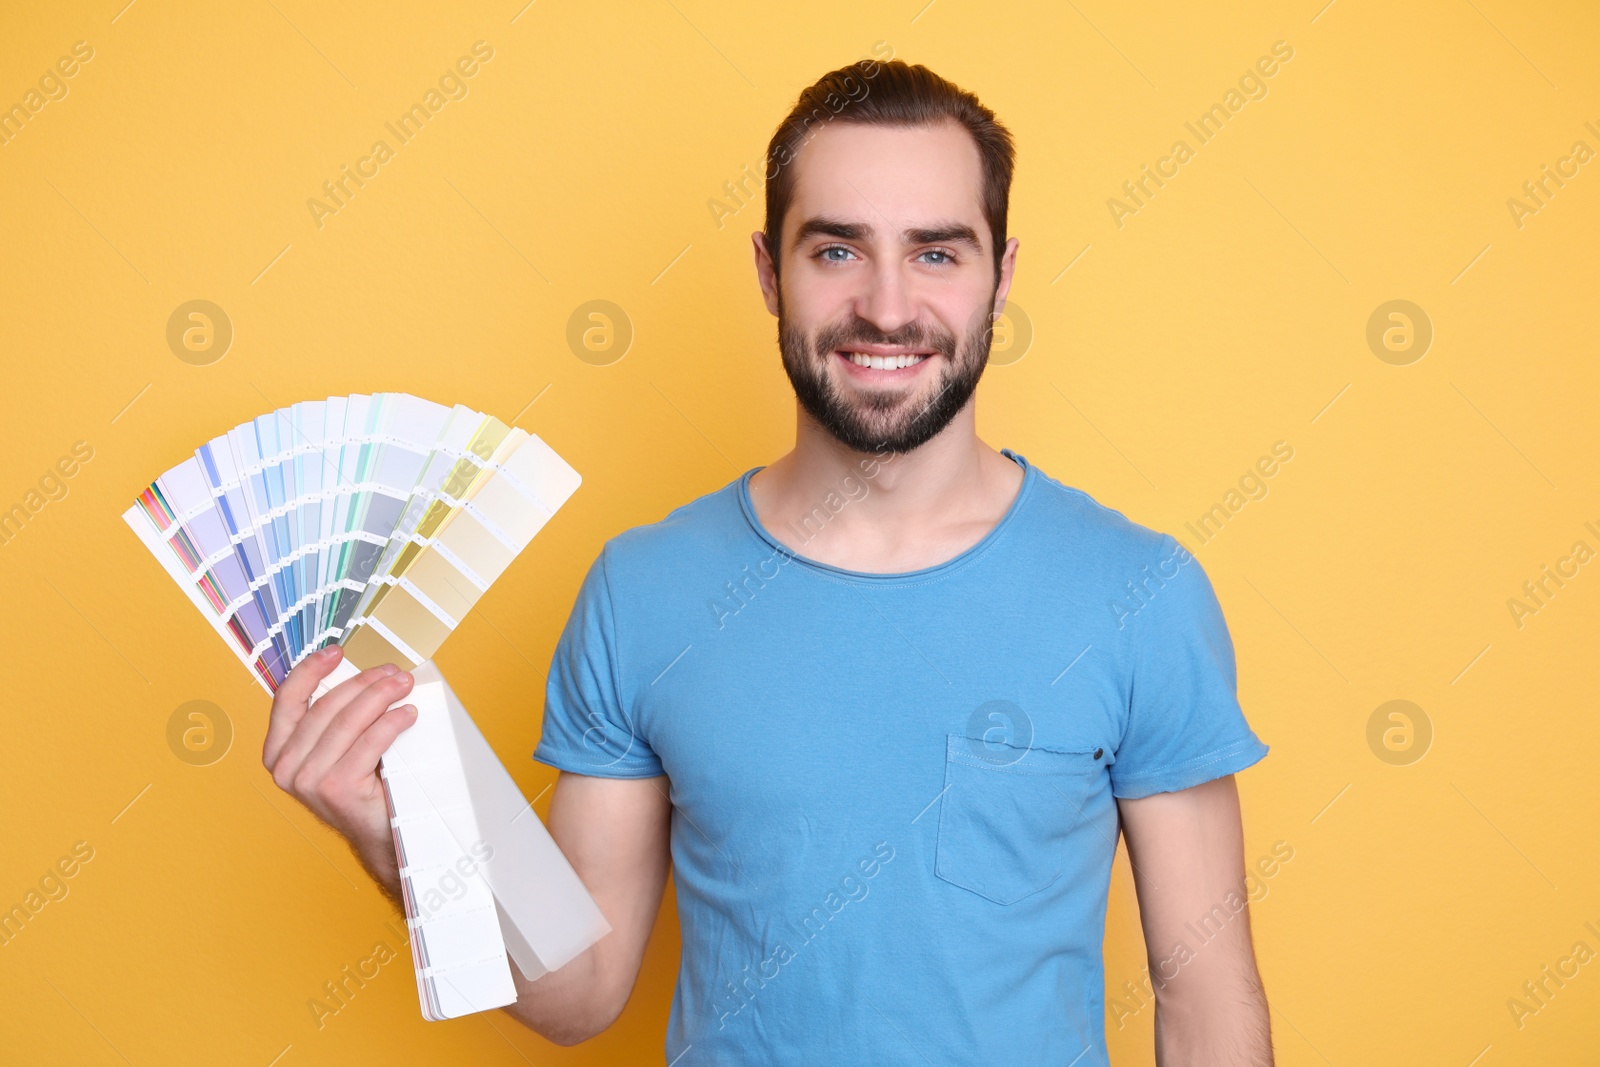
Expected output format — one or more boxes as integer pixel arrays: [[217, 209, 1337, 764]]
[[312, 658, 612, 1020]]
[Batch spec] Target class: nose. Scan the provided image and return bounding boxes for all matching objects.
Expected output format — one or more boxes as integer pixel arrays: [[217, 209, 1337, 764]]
[[853, 257, 917, 339]]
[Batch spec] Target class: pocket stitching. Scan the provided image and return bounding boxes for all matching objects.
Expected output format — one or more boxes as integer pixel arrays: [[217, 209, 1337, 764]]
[[935, 735, 1105, 905], [944, 733, 1104, 776]]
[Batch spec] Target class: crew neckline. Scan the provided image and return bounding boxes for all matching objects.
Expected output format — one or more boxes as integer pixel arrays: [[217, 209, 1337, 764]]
[[735, 448, 1036, 584]]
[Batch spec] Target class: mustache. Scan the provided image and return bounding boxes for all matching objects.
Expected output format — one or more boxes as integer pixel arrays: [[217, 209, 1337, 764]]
[[811, 317, 957, 358]]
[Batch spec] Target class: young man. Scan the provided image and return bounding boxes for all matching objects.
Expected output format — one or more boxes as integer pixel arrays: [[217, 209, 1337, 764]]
[[265, 60, 1274, 1065]]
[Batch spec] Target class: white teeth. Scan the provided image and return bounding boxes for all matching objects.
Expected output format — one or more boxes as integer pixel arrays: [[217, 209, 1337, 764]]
[[845, 352, 926, 370]]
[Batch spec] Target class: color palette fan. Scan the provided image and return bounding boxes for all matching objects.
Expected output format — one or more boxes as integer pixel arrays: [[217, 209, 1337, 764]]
[[122, 392, 612, 1021], [122, 392, 581, 693]]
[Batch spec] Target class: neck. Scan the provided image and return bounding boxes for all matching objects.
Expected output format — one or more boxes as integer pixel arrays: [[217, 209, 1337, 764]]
[[748, 402, 1023, 573]]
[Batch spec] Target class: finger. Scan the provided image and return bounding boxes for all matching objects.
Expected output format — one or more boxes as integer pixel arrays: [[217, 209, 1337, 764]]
[[279, 644, 345, 708], [263, 646, 344, 768], [269, 662, 403, 777], [329, 703, 419, 793], [302, 662, 404, 728], [295, 670, 416, 786]]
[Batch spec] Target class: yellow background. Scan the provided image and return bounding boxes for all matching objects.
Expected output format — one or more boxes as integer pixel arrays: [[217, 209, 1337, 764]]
[[2, 0, 1597, 1063]]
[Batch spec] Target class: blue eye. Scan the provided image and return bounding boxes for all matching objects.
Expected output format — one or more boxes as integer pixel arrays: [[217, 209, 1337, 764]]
[[815, 245, 957, 265]]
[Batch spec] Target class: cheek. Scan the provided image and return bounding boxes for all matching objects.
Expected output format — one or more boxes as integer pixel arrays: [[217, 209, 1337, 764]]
[[949, 307, 994, 354], [925, 280, 995, 337], [783, 291, 858, 348], [788, 270, 862, 324]]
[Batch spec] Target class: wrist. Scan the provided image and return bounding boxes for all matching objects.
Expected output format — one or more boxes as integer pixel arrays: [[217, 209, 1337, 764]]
[[348, 827, 401, 891]]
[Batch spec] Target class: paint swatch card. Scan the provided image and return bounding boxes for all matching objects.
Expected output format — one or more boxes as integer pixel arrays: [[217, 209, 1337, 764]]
[[124, 394, 609, 1020], [123, 393, 580, 693], [370, 661, 613, 1019]]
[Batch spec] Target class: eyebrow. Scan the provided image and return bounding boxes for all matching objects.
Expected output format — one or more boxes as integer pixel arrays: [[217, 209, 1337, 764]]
[[792, 215, 984, 252]]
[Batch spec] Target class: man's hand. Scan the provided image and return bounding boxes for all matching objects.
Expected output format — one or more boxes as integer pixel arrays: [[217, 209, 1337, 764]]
[[261, 646, 419, 901], [261, 646, 675, 1047]]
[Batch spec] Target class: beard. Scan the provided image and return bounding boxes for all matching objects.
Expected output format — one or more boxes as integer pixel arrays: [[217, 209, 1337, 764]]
[[777, 292, 998, 455]]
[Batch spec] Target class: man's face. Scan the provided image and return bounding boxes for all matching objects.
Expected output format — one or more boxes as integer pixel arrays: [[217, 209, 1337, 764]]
[[759, 120, 1017, 454]]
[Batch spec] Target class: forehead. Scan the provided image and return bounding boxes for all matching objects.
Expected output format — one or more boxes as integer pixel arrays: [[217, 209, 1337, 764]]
[[786, 120, 985, 239]]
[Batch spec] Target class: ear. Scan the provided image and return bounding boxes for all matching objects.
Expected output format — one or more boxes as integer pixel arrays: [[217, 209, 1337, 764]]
[[991, 236, 1021, 316], [752, 231, 781, 317]]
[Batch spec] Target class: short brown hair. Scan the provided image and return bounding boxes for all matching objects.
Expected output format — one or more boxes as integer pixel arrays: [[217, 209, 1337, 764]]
[[763, 60, 1015, 280]]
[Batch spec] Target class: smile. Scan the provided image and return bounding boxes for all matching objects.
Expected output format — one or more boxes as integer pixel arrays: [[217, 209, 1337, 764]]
[[834, 348, 935, 373]]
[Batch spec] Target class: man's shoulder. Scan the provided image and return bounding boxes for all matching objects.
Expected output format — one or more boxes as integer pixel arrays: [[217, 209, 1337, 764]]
[[1021, 459, 1181, 572], [1030, 460, 1171, 543], [596, 472, 751, 576]]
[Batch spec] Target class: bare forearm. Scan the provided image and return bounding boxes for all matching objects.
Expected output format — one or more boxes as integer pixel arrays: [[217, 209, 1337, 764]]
[[1153, 972, 1273, 1067], [494, 772, 672, 1045], [498, 942, 630, 1046], [348, 823, 633, 1046]]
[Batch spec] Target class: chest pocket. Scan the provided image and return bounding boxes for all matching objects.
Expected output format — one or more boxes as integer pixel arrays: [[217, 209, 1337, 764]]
[[935, 733, 1111, 905]]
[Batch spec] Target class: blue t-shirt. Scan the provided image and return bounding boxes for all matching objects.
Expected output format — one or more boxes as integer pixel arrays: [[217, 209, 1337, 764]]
[[532, 450, 1268, 1065]]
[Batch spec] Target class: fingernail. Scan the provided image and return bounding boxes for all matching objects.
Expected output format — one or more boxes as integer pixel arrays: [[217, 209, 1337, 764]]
[[395, 671, 412, 686], [379, 663, 399, 675]]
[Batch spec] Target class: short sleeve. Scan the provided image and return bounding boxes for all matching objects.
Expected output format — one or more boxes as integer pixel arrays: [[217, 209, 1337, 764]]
[[1109, 536, 1269, 799], [531, 547, 664, 779]]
